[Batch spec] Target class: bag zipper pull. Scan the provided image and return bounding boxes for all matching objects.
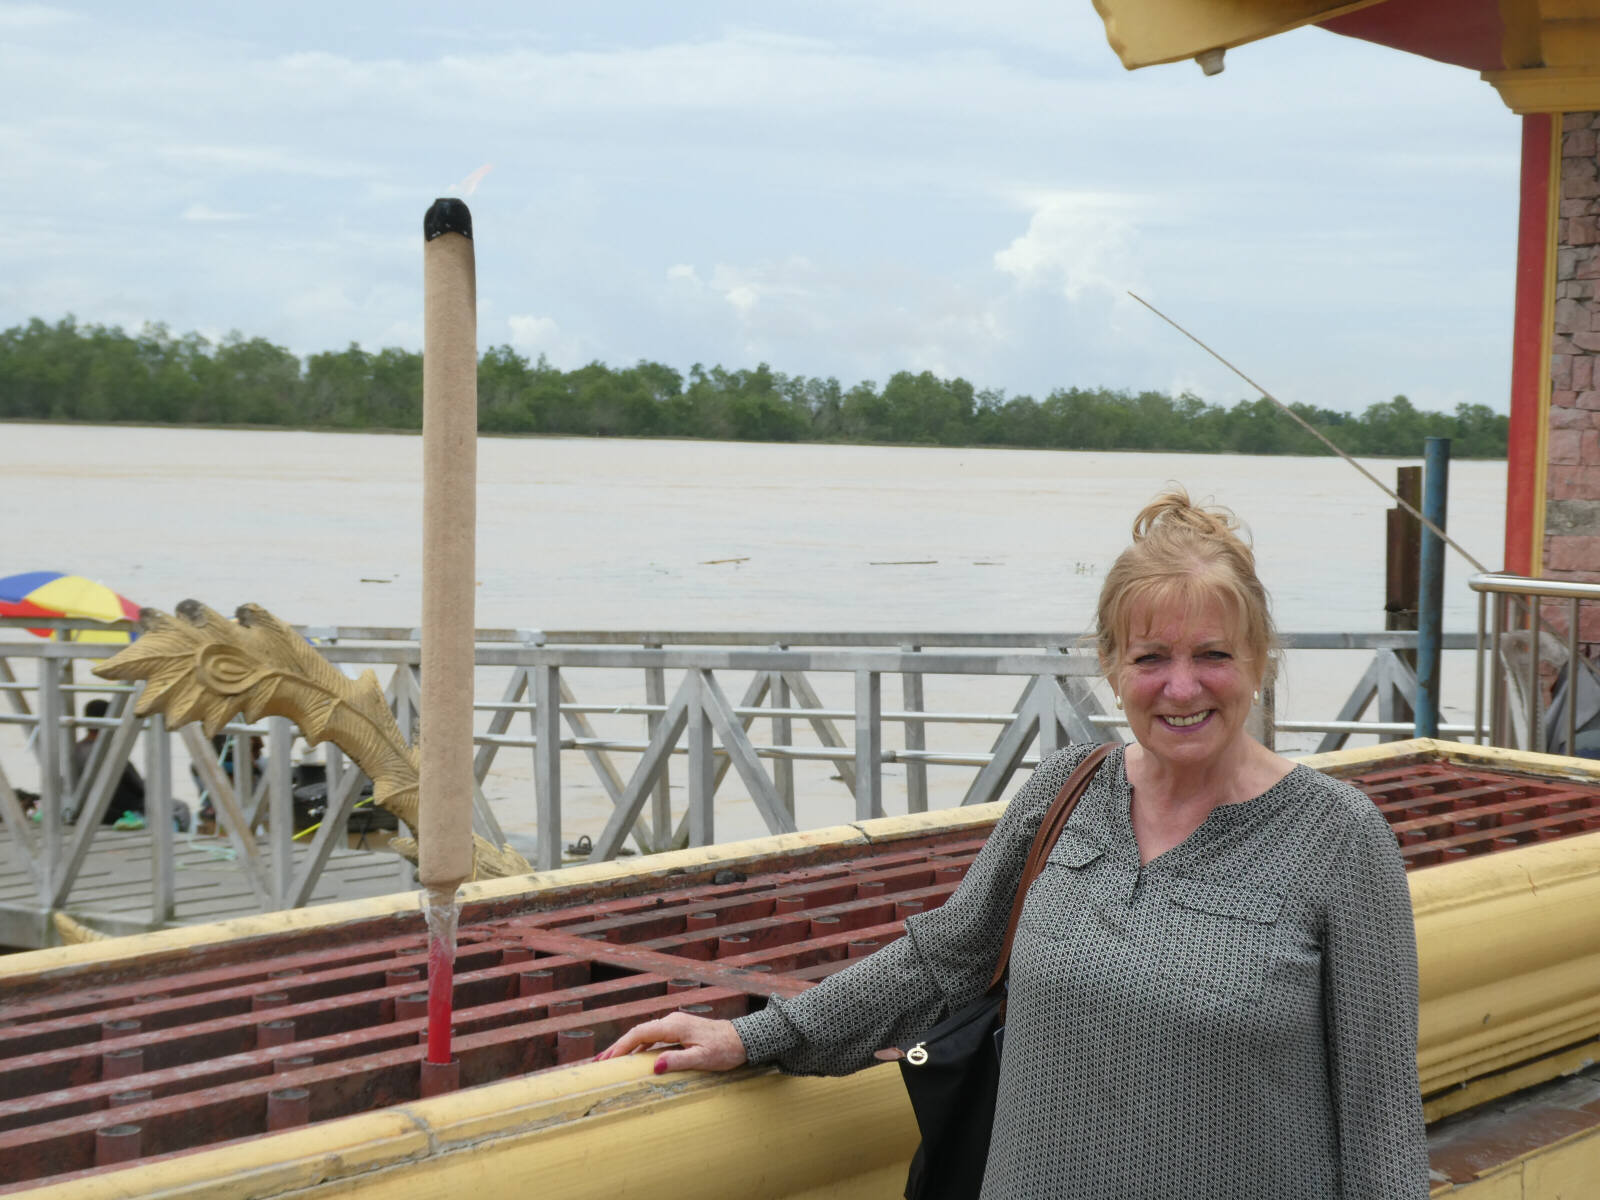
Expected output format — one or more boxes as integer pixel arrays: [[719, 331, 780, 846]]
[[906, 1042, 928, 1066]]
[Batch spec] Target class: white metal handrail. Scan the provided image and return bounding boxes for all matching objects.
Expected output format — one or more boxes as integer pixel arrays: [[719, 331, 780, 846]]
[[0, 619, 1486, 944], [1470, 572, 1600, 754]]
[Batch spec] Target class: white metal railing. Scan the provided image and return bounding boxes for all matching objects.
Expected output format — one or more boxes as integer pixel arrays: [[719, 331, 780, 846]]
[[0, 618, 1480, 942], [1471, 572, 1600, 754]]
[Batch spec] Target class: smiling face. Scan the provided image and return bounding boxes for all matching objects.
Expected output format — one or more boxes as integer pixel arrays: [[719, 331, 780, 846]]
[[1111, 591, 1262, 774]]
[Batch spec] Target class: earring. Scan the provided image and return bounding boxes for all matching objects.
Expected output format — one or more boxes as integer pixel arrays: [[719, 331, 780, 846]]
[[1252, 690, 1260, 704], [1113, 694, 1123, 710]]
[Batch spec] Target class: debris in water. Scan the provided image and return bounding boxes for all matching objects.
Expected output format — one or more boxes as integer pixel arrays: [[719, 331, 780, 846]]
[[700, 557, 750, 565]]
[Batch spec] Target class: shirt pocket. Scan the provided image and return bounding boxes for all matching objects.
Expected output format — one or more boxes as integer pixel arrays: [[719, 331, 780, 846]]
[[1157, 879, 1284, 1004], [1047, 828, 1105, 871], [1019, 833, 1106, 941]]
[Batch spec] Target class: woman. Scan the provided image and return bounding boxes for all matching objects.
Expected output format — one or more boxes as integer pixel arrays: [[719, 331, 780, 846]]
[[600, 490, 1428, 1198]]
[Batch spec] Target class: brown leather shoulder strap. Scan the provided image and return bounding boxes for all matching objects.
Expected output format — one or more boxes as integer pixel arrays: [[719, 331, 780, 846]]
[[988, 742, 1113, 992]]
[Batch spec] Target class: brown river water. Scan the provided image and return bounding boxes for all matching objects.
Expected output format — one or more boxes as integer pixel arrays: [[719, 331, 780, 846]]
[[0, 424, 1507, 849]]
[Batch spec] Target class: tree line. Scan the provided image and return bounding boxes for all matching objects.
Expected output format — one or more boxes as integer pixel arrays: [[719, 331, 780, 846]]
[[0, 315, 1510, 458]]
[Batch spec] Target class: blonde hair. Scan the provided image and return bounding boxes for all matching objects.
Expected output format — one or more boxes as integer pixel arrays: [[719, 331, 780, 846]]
[[1095, 487, 1276, 678]]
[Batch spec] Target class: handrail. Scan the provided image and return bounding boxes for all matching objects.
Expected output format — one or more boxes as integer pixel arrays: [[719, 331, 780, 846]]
[[1468, 571, 1599, 754], [1468, 573, 1600, 600], [0, 621, 1490, 941], [0, 616, 1478, 651]]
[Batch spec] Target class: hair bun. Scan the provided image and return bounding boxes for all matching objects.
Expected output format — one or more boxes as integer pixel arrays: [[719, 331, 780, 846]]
[[1130, 486, 1246, 546]]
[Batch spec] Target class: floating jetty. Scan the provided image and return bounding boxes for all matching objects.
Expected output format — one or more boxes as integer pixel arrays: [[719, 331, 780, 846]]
[[0, 739, 1597, 1197]]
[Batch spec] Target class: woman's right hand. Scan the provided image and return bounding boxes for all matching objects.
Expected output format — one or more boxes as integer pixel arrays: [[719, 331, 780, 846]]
[[595, 1013, 748, 1075]]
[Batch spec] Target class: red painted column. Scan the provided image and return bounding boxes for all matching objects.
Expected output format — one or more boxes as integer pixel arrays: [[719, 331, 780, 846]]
[[1506, 112, 1555, 576]]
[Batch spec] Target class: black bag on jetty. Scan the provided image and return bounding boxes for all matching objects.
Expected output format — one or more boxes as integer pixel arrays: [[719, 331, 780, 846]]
[[894, 744, 1111, 1200]]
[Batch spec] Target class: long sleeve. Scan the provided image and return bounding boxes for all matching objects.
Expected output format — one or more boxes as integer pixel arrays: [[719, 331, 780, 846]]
[[732, 746, 1093, 1076], [1322, 801, 1430, 1198]]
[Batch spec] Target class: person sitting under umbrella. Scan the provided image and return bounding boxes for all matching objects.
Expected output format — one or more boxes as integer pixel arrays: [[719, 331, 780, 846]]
[[70, 699, 147, 828]]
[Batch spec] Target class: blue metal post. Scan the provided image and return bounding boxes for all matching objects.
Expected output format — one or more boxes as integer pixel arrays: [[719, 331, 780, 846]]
[[1416, 437, 1451, 737]]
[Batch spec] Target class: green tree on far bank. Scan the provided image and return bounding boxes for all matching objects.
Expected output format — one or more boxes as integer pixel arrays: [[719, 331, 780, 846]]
[[0, 315, 1511, 459]]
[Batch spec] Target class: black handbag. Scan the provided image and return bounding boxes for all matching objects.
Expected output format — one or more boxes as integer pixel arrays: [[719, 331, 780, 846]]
[[894, 744, 1112, 1200]]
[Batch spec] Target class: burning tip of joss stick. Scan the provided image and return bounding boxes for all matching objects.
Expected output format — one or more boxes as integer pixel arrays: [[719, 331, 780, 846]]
[[424, 197, 473, 242]]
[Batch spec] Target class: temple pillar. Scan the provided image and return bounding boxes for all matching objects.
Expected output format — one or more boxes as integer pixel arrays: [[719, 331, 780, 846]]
[[1545, 113, 1600, 654], [1507, 113, 1557, 578]]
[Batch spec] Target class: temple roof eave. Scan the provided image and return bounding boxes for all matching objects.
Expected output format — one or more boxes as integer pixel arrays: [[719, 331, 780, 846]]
[[1091, 0, 1399, 71], [1092, 0, 1600, 114]]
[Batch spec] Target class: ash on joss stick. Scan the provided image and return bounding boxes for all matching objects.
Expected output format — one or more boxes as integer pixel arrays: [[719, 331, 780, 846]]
[[419, 196, 477, 1095]]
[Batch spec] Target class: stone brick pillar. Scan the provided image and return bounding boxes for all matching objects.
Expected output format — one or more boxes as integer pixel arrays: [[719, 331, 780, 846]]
[[1549, 114, 1600, 652]]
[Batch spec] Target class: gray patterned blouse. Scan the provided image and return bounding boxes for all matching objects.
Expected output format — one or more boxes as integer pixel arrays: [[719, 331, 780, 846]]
[[732, 744, 1429, 1198]]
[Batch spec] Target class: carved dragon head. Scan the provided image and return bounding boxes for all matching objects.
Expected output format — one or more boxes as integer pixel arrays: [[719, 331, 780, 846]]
[[94, 601, 531, 880]]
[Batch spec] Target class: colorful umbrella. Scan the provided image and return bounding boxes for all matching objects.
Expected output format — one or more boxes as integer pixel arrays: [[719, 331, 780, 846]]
[[0, 571, 141, 643]]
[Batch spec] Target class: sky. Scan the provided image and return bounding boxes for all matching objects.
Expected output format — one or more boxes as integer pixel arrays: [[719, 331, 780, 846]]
[[1, 1, 1523, 415]]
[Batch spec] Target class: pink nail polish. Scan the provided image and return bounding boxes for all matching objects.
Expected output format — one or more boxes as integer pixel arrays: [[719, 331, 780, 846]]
[[653, 1058, 668, 1075]]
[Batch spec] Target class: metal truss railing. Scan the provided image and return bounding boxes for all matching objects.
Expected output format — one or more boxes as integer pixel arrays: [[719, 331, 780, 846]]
[[0, 621, 1479, 940]]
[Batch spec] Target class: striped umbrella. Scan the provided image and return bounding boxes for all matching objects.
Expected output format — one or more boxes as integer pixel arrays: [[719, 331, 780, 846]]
[[0, 571, 141, 643]]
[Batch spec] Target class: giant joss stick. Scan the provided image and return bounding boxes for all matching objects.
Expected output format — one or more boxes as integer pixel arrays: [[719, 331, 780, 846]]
[[419, 197, 478, 1090]]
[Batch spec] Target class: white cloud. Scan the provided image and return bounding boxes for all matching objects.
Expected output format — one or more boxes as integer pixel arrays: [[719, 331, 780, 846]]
[[157, 142, 373, 180], [373, 317, 422, 348], [721, 285, 758, 313], [993, 192, 1144, 302], [657, 253, 1013, 382], [0, 4, 76, 30], [181, 203, 248, 222], [507, 314, 582, 368], [286, 284, 360, 324], [814, 0, 1085, 57], [706, 260, 821, 316]]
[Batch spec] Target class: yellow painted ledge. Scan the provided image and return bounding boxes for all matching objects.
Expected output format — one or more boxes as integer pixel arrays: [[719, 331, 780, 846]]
[[1411, 830, 1600, 1098], [15, 1054, 919, 1200], [1300, 737, 1600, 785]]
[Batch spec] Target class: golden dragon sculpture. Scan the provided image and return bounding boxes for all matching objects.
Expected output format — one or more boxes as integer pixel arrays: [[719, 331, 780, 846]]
[[93, 600, 532, 881]]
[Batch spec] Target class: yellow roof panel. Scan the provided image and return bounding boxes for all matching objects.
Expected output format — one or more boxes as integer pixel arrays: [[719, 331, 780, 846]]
[[1092, 0, 1391, 68]]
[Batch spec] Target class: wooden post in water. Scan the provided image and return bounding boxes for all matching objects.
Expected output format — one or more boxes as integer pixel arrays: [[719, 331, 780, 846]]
[[1385, 466, 1422, 724], [1386, 466, 1422, 635]]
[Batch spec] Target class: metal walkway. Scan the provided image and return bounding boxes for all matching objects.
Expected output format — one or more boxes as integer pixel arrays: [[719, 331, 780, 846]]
[[0, 828, 409, 948]]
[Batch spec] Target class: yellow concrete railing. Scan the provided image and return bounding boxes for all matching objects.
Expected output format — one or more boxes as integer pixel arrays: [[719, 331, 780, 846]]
[[12, 1052, 917, 1200], [1306, 741, 1600, 1117], [1414, 831, 1600, 1101]]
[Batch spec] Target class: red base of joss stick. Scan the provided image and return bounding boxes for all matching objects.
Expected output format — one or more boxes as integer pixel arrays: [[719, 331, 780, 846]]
[[426, 935, 454, 1065]]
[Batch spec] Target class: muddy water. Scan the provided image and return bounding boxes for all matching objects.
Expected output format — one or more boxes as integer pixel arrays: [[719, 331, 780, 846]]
[[0, 423, 1506, 851]]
